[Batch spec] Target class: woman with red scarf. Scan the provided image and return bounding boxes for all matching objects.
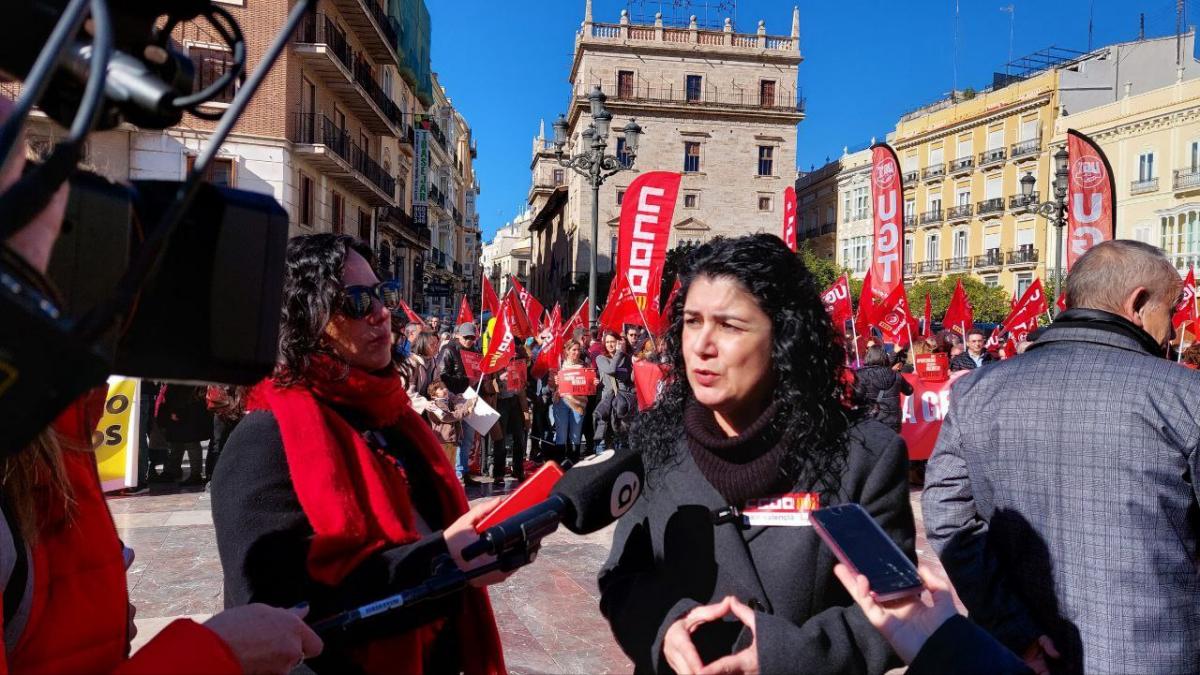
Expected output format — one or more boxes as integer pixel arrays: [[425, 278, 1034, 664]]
[[210, 234, 507, 674]]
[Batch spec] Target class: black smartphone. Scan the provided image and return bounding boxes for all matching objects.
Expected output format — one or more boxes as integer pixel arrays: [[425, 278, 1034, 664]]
[[811, 503, 922, 602]]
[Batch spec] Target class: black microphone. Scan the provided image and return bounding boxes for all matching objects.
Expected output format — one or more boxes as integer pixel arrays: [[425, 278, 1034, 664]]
[[463, 447, 644, 560]]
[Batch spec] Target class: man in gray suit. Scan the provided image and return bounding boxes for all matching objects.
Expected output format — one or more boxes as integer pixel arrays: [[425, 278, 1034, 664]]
[[923, 240, 1200, 675]]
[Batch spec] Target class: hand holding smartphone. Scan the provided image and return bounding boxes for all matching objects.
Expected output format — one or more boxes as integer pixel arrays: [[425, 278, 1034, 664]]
[[811, 503, 922, 602]]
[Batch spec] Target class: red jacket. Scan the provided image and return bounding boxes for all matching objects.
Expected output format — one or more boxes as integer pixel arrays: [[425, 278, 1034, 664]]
[[2, 390, 240, 674]]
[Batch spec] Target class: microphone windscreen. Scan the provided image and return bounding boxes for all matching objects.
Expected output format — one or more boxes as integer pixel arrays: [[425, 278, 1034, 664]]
[[551, 447, 644, 534]]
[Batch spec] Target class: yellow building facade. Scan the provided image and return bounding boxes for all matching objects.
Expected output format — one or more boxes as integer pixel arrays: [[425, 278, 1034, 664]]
[[891, 69, 1059, 297]]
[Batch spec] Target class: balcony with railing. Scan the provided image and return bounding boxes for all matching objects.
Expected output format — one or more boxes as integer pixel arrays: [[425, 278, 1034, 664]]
[[294, 14, 402, 136], [974, 249, 1004, 270], [1130, 177, 1159, 195], [903, 214, 917, 231], [428, 183, 447, 210], [947, 204, 972, 222], [326, 0, 399, 65], [903, 262, 916, 278], [1007, 247, 1039, 267], [290, 113, 396, 205], [917, 260, 944, 275], [922, 163, 946, 182], [581, 79, 804, 116], [581, 17, 800, 55], [1009, 191, 1040, 213], [902, 170, 919, 186], [945, 256, 972, 273], [950, 156, 974, 175], [1011, 138, 1041, 161], [977, 197, 1005, 218], [979, 147, 1007, 169], [377, 206, 429, 245], [1174, 169, 1200, 192], [919, 208, 944, 226]]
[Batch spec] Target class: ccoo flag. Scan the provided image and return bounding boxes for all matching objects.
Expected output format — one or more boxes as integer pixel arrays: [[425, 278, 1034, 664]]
[[870, 143, 905, 299], [1066, 129, 1116, 271], [616, 171, 682, 320]]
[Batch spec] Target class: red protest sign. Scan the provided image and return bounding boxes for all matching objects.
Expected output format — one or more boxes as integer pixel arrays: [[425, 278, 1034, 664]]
[[501, 359, 528, 393], [632, 360, 668, 411], [556, 367, 598, 396], [900, 371, 968, 460], [461, 350, 482, 381], [913, 353, 950, 382]]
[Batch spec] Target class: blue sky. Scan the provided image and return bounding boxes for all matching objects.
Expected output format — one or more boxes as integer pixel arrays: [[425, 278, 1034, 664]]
[[427, 0, 1193, 240]]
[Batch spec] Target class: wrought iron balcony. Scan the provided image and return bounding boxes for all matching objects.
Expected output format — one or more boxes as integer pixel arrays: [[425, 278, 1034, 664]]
[[582, 78, 803, 114], [974, 250, 1004, 269], [1130, 177, 1159, 195], [977, 197, 1005, 217], [917, 260, 944, 275], [950, 156, 974, 174], [1007, 247, 1039, 266], [922, 163, 946, 181], [946, 256, 972, 272], [902, 170, 919, 186], [294, 14, 402, 136], [903, 262, 916, 278], [1009, 191, 1040, 212], [1174, 169, 1200, 192], [919, 208, 944, 225], [947, 204, 973, 221], [978, 147, 1007, 168], [1010, 138, 1041, 160], [290, 112, 395, 205], [903, 214, 917, 230]]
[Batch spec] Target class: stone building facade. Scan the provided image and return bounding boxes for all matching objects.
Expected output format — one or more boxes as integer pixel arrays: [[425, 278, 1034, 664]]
[[481, 212, 534, 301], [794, 159, 840, 259]]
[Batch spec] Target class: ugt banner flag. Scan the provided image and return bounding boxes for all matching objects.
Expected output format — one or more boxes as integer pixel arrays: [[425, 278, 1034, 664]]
[[616, 171, 681, 319], [1066, 129, 1116, 271], [782, 186, 798, 252], [820, 275, 853, 325], [870, 143, 905, 300]]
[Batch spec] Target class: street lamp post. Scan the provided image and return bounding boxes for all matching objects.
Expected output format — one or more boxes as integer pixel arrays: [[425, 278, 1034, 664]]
[[1021, 146, 1071, 317], [553, 86, 642, 330]]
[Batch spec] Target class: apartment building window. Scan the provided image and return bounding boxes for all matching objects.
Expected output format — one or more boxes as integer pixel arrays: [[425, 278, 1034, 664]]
[[684, 141, 701, 173], [1191, 141, 1200, 172], [925, 232, 940, 260], [927, 195, 942, 214], [616, 137, 633, 168], [758, 146, 775, 176], [1020, 115, 1039, 141], [358, 208, 371, 243], [1139, 151, 1155, 181], [904, 198, 914, 222], [840, 235, 871, 273], [331, 192, 345, 234], [987, 126, 1004, 150], [758, 195, 773, 211], [552, 168, 564, 185], [1016, 273, 1033, 297], [684, 193, 698, 209], [956, 186, 970, 206], [957, 135, 972, 161], [1134, 224, 1153, 243], [186, 156, 235, 187], [383, 69, 393, 98], [759, 80, 776, 107], [618, 70, 634, 98], [518, 260, 528, 277], [984, 232, 1001, 258], [616, 189, 625, 205], [189, 45, 236, 103], [843, 192, 852, 222], [904, 235, 913, 265], [952, 229, 968, 258], [610, 236, 617, 271], [686, 75, 703, 102], [983, 275, 1000, 288], [1161, 211, 1200, 259], [299, 172, 314, 227], [854, 187, 870, 220]]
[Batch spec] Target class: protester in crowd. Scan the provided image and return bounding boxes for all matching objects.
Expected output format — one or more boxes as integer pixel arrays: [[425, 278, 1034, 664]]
[[949, 328, 996, 371], [0, 92, 322, 673], [433, 322, 479, 485], [493, 346, 530, 483], [853, 345, 913, 432], [1180, 341, 1200, 369], [623, 324, 643, 353], [551, 339, 590, 463], [832, 563, 1031, 675], [427, 315, 441, 333], [528, 331, 555, 462], [426, 378, 477, 470], [923, 240, 1200, 674], [211, 234, 507, 673], [155, 383, 212, 485], [399, 330, 439, 416], [205, 385, 245, 484], [600, 234, 913, 674], [587, 328, 606, 361], [593, 330, 636, 454]]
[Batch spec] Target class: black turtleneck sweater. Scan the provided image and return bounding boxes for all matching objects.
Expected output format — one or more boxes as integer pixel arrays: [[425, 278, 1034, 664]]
[[684, 398, 791, 506]]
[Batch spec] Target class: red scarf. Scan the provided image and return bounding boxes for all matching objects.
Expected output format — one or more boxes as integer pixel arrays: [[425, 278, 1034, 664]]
[[247, 357, 505, 674]]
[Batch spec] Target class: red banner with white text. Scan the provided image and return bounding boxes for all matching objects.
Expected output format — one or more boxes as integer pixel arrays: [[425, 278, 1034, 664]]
[[616, 171, 681, 319], [782, 186, 798, 252], [870, 144, 905, 300], [821, 275, 853, 325], [1066, 129, 1115, 271], [900, 371, 969, 460]]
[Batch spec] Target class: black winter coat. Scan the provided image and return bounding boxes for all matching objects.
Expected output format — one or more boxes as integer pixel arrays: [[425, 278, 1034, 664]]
[[155, 384, 212, 443], [949, 350, 996, 371], [433, 342, 470, 394], [852, 366, 913, 431], [599, 418, 914, 675]]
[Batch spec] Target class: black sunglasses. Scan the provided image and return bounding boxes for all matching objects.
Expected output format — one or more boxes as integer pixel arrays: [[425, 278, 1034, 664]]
[[339, 281, 401, 319]]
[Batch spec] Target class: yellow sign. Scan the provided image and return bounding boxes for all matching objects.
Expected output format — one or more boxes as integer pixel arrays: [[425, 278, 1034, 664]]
[[92, 377, 139, 492]]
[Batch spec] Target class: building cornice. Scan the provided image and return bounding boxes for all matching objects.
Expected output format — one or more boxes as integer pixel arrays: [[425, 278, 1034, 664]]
[[893, 92, 1054, 151]]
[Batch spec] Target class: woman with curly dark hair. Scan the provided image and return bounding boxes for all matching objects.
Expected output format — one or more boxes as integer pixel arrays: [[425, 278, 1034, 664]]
[[598, 234, 915, 675], [210, 233, 507, 674]]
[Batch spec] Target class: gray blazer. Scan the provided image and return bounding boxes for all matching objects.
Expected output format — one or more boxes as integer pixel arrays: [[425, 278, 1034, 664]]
[[922, 324, 1200, 674], [599, 419, 912, 674]]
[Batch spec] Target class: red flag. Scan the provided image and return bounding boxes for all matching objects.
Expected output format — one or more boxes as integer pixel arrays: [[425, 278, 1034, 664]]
[[398, 299, 427, 329], [1010, 290, 1017, 312], [616, 171, 682, 320], [481, 293, 520, 374], [598, 274, 639, 334], [1066, 129, 1116, 271], [999, 278, 1049, 328], [942, 279, 973, 335], [820, 275, 853, 325], [870, 143, 905, 299], [922, 293, 933, 338], [1173, 266, 1198, 333], [456, 296, 474, 326], [531, 308, 563, 379], [560, 299, 589, 342], [984, 325, 1002, 351], [481, 275, 500, 317], [502, 289, 535, 339], [853, 268, 878, 344], [646, 276, 682, 337], [874, 283, 917, 346], [782, 186, 798, 252], [510, 275, 544, 332], [1056, 290, 1067, 313]]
